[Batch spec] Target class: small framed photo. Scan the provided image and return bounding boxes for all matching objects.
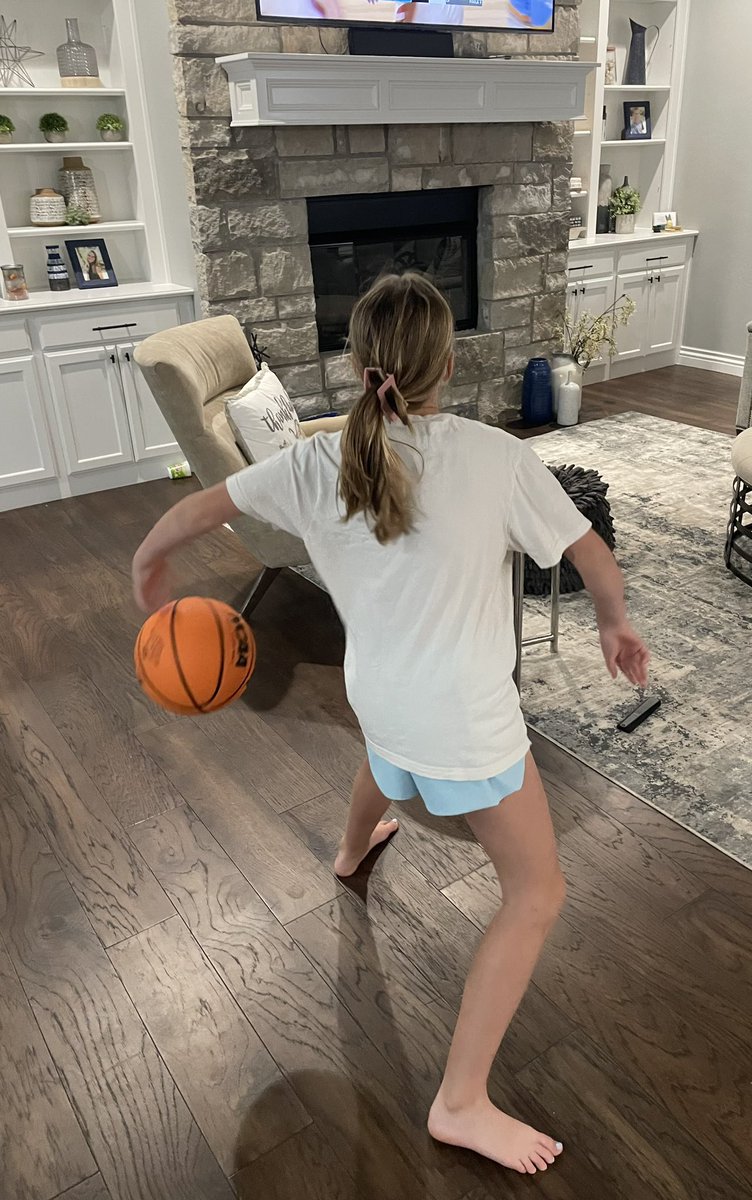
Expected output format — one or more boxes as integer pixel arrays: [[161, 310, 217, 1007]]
[[622, 102, 652, 140], [65, 238, 118, 290]]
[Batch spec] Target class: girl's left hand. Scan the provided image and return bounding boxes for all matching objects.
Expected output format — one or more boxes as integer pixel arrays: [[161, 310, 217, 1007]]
[[132, 550, 174, 614]]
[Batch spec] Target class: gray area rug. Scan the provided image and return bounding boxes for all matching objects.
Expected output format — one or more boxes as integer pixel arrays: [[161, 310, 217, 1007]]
[[521, 413, 752, 868]]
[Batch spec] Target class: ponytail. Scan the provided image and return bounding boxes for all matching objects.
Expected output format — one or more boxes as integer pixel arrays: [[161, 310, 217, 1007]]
[[339, 373, 414, 545], [338, 272, 455, 545]]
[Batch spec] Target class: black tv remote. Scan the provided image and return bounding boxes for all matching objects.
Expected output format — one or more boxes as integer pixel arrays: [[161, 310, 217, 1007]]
[[617, 696, 661, 733]]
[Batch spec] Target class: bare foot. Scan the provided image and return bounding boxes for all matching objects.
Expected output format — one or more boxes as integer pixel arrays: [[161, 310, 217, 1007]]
[[334, 819, 399, 877], [428, 1091, 563, 1175]]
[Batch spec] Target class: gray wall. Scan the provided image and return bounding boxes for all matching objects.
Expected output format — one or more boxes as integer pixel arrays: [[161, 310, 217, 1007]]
[[674, 2, 752, 360]]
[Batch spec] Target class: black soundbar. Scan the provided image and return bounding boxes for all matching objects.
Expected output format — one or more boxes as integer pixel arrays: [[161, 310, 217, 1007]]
[[348, 26, 454, 58]]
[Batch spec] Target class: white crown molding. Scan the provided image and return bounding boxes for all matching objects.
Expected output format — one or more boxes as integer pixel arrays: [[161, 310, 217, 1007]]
[[217, 52, 595, 127]]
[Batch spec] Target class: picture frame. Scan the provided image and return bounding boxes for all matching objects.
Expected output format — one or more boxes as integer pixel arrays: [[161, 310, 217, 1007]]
[[65, 238, 118, 289], [622, 101, 652, 141]]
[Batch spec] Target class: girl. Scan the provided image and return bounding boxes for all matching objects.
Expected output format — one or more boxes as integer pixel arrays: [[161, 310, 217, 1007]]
[[132, 273, 649, 1176]]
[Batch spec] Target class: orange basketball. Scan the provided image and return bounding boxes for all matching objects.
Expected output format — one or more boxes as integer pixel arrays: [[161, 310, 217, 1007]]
[[134, 597, 256, 715]]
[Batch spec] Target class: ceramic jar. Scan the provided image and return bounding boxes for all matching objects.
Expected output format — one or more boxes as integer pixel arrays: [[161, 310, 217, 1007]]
[[57, 18, 101, 86], [615, 214, 636, 235], [30, 188, 67, 227], [59, 156, 101, 222]]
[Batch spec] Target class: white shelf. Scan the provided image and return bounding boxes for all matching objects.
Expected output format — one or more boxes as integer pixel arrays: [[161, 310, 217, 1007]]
[[574, 130, 592, 137], [602, 138, 667, 147], [0, 281, 194, 315], [0, 88, 125, 97], [8, 220, 145, 238], [604, 85, 671, 93], [0, 142, 133, 153]]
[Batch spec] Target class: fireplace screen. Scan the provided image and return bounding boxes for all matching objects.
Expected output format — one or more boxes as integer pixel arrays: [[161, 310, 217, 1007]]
[[307, 188, 478, 353]]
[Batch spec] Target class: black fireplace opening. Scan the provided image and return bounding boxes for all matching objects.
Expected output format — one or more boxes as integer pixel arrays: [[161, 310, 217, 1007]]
[[307, 188, 479, 353]]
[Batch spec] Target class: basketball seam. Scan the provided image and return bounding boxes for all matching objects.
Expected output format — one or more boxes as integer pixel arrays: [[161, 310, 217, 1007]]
[[203, 597, 227, 708], [136, 655, 195, 714], [170, 599, 205, 713]]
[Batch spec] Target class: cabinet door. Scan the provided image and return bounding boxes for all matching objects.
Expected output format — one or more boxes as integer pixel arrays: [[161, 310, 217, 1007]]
[[118, 343, 180, 461], [647, 266, 685, 354], [566, 282, 580, 328], [0, 356, 57, 489], [45, 345, 134, 474], [577, 276, 616, 365], [614, 271, 650, 361]]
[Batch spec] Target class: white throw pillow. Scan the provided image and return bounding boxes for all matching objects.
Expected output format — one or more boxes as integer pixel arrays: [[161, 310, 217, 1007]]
[[225, 363, 303, 464]]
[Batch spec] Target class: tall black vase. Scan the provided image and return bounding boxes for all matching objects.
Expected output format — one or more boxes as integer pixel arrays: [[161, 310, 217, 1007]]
[[623, 20, 659, 86]]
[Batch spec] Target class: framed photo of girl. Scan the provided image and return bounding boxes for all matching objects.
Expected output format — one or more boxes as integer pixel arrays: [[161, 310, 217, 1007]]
[[65, 238, 118, 289], [622, 101, 652, 140]]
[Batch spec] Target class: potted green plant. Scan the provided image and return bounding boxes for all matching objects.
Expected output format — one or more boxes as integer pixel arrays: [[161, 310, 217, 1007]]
[[0, 115, 15, 145], [96, 113, 125, 142], [609, 182, 641, 235], [64, 204, 94, 226], [39, 113, 69, 144]]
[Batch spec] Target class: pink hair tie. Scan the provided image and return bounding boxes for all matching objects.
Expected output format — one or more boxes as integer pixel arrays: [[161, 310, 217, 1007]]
[[363, 367, 401, 424]]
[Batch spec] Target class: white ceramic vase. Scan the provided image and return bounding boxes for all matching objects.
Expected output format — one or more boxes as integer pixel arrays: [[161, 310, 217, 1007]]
[[30, 188, 67, 227], [100, 129, 123, 142]]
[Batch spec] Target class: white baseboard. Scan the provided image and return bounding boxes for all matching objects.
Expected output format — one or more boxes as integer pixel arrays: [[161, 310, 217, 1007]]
[[677, 346, 745, 377]]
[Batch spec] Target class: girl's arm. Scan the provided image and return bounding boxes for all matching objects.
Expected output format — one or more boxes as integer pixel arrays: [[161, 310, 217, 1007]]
[[132, 482, 240, 612], [565, 529, 650, 689]]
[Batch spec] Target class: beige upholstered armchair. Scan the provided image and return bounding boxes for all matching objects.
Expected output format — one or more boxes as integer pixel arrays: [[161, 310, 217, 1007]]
[[738, 320, 752, 432], [134, 315, 346, 614]]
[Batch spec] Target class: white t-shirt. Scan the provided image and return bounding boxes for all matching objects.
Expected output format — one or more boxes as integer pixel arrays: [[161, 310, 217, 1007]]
[[226, 415, 591, 779]]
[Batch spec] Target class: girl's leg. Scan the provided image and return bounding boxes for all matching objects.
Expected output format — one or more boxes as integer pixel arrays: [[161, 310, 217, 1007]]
[[428, 752, 566, 1174], [334, 758, 399, 877]]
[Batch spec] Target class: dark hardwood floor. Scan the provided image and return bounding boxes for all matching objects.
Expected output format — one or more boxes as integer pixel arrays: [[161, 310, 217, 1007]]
[[1, 366, 750, 1200]]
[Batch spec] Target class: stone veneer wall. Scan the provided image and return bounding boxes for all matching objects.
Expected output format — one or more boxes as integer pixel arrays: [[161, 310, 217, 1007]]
[[169, 0, 579, 424]]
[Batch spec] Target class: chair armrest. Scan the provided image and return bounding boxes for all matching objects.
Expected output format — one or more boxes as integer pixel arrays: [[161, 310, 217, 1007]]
[[301, 415, 348, 437]]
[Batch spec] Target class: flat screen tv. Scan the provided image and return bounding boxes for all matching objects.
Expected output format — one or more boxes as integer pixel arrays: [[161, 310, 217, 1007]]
[[256, 0, 555, 35]]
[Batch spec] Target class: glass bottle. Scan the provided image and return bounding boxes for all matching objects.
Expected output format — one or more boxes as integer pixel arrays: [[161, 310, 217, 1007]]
[[46, 245, 71, 292], [57, 19, 101, 85], [59, 157, 101, 223]]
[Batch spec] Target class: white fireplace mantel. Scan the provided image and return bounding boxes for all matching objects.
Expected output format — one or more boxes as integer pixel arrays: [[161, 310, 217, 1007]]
[[217, 52, 594, 128]]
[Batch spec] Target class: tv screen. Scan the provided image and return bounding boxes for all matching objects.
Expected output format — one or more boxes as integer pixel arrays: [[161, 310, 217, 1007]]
[[257, 0, 555, 35]]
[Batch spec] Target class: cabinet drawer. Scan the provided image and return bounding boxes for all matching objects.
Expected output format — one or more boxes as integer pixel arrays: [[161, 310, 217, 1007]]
[[567, 250, 616, 280], [39, 301, 183, 351], [617, 240, 689, 274], [0, 316, 32, 356]]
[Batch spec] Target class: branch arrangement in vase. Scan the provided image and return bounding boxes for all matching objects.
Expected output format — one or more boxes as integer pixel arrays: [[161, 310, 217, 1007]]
[[557, 294, 637, 370]]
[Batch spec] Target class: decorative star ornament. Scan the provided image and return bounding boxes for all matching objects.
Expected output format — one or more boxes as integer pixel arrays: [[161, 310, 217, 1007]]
[[0, 16, 44, 87]]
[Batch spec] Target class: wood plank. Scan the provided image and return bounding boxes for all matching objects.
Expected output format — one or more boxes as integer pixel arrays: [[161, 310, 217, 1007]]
[[196, 702, 331, 814], [0, 942, 96, 1200], [233, 1124, 360, 1200], [517, 1029, 747, 1199], [130, 803, 470, 1200], [137, 721, 340, 924], [30, 669, 183, 827], [0, 581, 78, 680], [0, 668, 173, 946], [543, 772, 705, 917], [532, 917, 752, 1182], [110, 914, 310, 1174], [52, 1176, 111, 1200], [377, 796, 490, 891], [0, 799, 233, 1200], [286, 791, 575, 1074]]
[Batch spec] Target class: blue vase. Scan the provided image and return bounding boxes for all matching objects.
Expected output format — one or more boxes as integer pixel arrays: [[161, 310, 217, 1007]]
[[521, 358, 553, 426]]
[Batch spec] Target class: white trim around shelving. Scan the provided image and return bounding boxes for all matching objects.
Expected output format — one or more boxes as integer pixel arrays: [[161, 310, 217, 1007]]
[[0, 281, 193, 315], [604, 84, 671, 92], [8, 220, 145, 238], [677, 346, 745, 378], [601, 138, 667, 147], [0, 88, 126, 97], [0, 142, 133, 153]]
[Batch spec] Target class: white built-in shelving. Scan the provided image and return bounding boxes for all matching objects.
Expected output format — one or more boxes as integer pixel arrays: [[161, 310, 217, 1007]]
[[572, 0, 690, 242]]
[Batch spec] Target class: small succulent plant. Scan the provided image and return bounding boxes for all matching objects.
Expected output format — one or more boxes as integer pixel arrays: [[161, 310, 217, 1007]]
[[64, 204, 93, 226]]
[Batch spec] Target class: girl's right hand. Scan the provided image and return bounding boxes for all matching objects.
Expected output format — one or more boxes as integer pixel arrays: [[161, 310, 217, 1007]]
[[132, 549, 174, 614], [599, 621, 650, 689]]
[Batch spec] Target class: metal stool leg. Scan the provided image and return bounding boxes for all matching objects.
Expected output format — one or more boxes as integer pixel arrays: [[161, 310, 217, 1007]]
[[513, 554, 562, 694]]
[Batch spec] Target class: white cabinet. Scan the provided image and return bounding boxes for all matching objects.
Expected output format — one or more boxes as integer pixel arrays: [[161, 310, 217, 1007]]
[[117, 342, 180, 461], [0, 356, 57, 489], [615, 264, 686, 361], [614, 271, 650, 362], [45, 346, 135, 475], [576, 276, 615, 366], [647, 266, 684, 353]]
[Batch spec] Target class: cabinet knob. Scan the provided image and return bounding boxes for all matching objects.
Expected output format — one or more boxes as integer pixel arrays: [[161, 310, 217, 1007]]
[[110, 353, 116, 363], [124, 351, 131, 362]]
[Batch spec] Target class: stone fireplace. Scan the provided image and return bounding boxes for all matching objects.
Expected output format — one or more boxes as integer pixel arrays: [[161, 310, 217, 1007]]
[[170, 0, 579, 425]]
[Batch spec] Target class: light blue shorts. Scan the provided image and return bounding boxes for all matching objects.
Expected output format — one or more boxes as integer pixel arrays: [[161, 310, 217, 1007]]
[[366, 745, 527, 817]]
